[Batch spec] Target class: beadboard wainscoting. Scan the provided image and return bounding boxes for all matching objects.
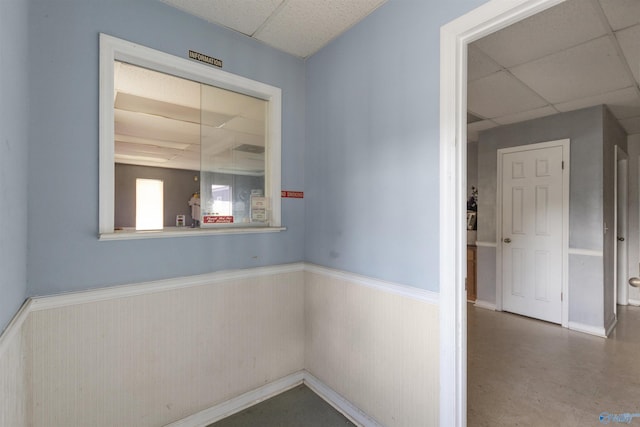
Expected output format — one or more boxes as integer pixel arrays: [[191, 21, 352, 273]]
[[0, 263, 441, 426], [27, 264, 306, 427], [0, 303, 29, 427], [305, 266, 440, 427]]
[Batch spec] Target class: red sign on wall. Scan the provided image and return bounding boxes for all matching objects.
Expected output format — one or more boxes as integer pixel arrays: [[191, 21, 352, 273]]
[[281, 191, 304, 199], [202, 215, 234, 224]]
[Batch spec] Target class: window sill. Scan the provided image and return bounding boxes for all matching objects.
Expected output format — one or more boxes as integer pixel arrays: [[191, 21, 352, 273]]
[[99, 226, 286, 241]]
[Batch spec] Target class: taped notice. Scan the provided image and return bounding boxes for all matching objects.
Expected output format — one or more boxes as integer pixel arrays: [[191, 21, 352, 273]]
[[281, 191, 303, 198], [203, 215, 234, 224]]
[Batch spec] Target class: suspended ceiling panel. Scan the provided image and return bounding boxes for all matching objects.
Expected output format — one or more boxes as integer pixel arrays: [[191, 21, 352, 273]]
[[616, 24, 640, 84], [492, 106, 557, 126], [473, 0, 608, 68], [598, 0, 640, 31], [468, 0, 640, 141], [161, 0, 387, 58], [554, 87, 640, 119], [510, 36, 633, 104], [467, 45, 501, 82], [467, 71, 547, 118]]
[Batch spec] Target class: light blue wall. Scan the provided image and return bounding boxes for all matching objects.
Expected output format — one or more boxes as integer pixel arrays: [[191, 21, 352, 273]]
[[0, 0, 29, 331], [26, 0, 306, 296], [304, 0, 487, 290]]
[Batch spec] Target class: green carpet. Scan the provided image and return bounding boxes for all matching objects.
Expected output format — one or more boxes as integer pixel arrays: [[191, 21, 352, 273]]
[[209, 384, 356, 427]]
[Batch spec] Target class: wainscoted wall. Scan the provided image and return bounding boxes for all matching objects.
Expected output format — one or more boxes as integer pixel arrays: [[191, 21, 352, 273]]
[[0, 263, 440, 426], [0, 305, 29, 427], [304, 267, 440, 427], [26, 265, 305, 427]]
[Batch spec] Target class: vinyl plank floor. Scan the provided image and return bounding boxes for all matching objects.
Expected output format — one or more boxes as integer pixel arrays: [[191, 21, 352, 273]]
[[468, 304, 640, 426], [209, 384, 356, 427]]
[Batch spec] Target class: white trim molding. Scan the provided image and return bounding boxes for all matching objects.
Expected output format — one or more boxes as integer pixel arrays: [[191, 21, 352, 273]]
[[304, 372, 384, 427], [628, 298, 640, 307], [166, 371, 384, 427], [305, 264, 439, 305], [473, 300, 496, 311], [28, 263, 436, 312], [568, 248, 604, 257], [439, 1, 567, 425], [29, 263, 305, 311], [568, 322, 608, 338], [475, 241, 497, 248], [165, 372, 305, 427]]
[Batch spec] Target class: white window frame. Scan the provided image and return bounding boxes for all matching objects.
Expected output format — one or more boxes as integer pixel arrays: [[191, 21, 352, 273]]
[[99, 33, 283, 240]]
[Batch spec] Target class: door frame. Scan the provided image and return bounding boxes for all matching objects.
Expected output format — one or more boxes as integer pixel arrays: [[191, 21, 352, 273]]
[[438, 1, 566, 425], [495, 139, 570, 326], [614, 146, 629, 308]]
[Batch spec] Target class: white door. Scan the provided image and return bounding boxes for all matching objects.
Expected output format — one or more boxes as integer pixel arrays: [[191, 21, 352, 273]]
[[616, 152, 628, 306], [501, 145, 564, 324]]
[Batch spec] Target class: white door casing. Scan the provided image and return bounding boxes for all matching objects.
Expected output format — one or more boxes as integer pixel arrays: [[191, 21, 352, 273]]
[[439, 1, 567, 425], [498, 142, 567, 324]]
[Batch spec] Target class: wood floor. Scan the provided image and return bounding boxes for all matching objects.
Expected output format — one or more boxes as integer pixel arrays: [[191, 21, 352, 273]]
[[468, 304, 640, 426]]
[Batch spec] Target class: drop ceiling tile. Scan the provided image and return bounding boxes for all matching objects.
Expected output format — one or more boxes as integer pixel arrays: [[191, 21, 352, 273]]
[[474, 0, 607, 68], [555, 86, 640, 119], [620, 116, 640, 135], [599, 0, 640, 31], [492, 106, 558, 125], [467, 71, 548, 119], [160, 0, 283, 36], [616, 24, 640, 85], [468, 44, 502, 82], [510, 36, 633, 104], [255, 0, 386, 58], [467, 119, 499, 142]]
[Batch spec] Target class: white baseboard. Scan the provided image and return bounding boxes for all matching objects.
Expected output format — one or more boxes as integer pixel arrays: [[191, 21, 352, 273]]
[[164, 371, 305, 427], [629, 298, 640, 306], [568, 321, 607, 338], [165, 371, 381, 427], [304, 372, 383, 427], [473, 300, 496, 311]]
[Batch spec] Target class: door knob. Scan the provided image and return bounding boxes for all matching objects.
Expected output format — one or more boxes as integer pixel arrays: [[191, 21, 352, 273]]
[[503, 238, 511, 243], [618, 236, 625, 242], [629, 277, 640, 288]]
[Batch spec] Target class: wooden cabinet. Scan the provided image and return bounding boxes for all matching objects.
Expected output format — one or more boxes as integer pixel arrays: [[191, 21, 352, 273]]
[[466, 246, 477, 302]]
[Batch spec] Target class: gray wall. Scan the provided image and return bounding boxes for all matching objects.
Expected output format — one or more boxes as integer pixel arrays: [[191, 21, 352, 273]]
[[304, 0, 487, 290], [0, 0, 29, 332], [114, 164, 200, 228], [27, 0, 306, 297], [476, 106, 607, 327], [477, 106, 604, 247], [602, 108, 628, 327]]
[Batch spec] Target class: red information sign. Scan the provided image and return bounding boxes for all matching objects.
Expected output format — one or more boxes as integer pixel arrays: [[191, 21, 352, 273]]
[[281, 191, 304, 198], [202, 215, 234, 224]]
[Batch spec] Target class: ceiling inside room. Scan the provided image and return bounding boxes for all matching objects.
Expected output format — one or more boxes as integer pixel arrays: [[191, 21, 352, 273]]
[[467, 0, 640, 141], [160, 0, 388, 58], [114, 61, 267, 173]]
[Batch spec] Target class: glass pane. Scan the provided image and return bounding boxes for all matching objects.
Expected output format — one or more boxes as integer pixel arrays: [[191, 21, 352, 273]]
[[199, 85, 267, 226]]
